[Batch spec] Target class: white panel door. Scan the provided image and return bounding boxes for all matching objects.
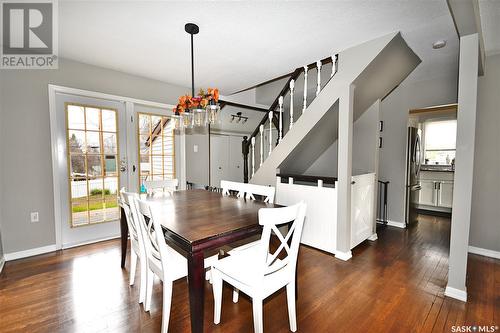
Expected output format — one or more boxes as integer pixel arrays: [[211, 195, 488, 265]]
[[210, 135, 230, 187], [350, 173, 375, 249], [228, 135, 244, 182]]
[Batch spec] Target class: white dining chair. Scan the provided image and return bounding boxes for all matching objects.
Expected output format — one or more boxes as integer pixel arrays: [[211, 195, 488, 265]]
[[133, 197, 218, 333], [226, 183, 277, 256], [243, 183, 276, 203], [212, 202, 307, 333], [143, 179, 179, 196], [118, 188, 147, 304], [220, 180, 246, 198]]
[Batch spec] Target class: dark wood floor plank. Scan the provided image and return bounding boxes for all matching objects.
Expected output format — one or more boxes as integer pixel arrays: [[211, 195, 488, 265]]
[[0, 214, 499, 332]]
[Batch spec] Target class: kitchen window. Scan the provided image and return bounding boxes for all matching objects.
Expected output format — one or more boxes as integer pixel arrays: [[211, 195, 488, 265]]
[[423, 119, 457, 165]]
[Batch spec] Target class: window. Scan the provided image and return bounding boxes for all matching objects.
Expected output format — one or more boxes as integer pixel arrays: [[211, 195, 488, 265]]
[[137, 113, 176, 189], [424, 119, 457, 165], [66, 104, 120, 227]]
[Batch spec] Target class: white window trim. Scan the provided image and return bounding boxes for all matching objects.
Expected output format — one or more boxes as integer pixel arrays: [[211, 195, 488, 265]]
[[48, 84, 186, 250]]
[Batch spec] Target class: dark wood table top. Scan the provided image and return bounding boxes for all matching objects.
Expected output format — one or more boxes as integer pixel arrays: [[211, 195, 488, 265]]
[[142, 189, 279, 252]]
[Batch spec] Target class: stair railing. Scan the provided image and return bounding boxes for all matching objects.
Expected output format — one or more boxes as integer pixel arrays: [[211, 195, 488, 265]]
[[242, 54, 339, 182]]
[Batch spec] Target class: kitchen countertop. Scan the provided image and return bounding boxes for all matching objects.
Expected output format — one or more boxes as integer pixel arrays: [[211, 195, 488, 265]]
[[420, 166, 455, 172]]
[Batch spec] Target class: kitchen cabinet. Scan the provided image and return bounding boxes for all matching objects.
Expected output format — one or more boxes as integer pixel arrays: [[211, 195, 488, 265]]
[[419, 180, 436, 206], [438, 181, 454, 208], [418, 171, 454, 212]]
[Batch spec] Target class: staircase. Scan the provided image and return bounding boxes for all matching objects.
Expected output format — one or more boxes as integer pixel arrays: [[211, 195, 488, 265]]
[[242, 32, 421, 186]]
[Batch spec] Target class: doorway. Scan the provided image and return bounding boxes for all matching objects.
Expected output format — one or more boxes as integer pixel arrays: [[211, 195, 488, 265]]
[[406, 104, 457, 224]]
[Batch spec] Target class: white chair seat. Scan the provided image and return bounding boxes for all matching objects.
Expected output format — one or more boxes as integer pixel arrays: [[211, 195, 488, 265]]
[[228, 240, 260, 255], [148, 248, 219, 283], [214, 247, 288, 297]]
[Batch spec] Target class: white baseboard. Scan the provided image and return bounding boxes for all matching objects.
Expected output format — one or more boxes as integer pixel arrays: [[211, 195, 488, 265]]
[[368, 233, 378, 241], [4, 244, 57, 261], [335, 250, 352, 261], [468, 246, 500, 260], [386, 220, 406, 228], [445, 285, 467, 302], [0, 257, 5, 274], [63, 235, 121, 250]]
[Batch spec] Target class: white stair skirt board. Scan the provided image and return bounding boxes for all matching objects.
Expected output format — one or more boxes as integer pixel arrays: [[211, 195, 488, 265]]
[[468, 246, 500, 260], [4, 244, 57, 261], [0, 257, 5, 274], [444, 286, 467, 302], [368, 233, 378, 241], [335, 250, 353, 261]]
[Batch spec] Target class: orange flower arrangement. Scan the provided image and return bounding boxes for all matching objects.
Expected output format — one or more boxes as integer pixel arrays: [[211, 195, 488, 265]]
[[173, 88, 219, 114]]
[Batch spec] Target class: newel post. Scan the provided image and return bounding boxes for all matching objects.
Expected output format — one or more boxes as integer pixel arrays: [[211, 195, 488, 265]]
[[242, 136, 249, 183]]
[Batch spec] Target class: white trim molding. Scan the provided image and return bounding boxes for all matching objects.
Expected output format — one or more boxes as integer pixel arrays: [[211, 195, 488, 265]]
[[63, 235, 121, 250], [386, 220, 406, 228], [0, 257, 5, 274], [444, 286, 467, 302], [4, 244, 57, 261], [335, 250, 353, 261], [368, 233, 378, 241], [468, 246, 500, 260]]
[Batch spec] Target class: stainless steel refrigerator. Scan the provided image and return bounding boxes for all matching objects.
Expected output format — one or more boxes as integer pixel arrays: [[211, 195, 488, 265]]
[[405, 127, 422, 226]]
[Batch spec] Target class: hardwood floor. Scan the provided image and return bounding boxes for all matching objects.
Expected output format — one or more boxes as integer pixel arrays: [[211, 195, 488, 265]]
[[0, 214, 498, 332]]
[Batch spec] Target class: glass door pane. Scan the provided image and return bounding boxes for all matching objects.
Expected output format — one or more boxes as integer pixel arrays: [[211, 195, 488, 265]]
[[137, 113, 176, 190], [66, 104, 120, 227]]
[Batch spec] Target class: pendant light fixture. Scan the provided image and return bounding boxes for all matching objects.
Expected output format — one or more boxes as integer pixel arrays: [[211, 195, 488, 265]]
[[172, 23, 220, 131]]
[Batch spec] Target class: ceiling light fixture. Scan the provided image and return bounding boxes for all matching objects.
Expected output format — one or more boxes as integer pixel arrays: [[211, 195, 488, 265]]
[[432, 40, 447, 49], [230, 112, 248, 124]]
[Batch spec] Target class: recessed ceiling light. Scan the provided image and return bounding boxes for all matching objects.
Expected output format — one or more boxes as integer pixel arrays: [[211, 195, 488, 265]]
[[432, 40, 447, 49]]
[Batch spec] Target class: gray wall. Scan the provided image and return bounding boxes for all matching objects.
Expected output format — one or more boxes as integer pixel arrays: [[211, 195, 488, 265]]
[[305, 100, 380, 177], [469, 53, 500, 252], [379, 75, 458, 224], [185, 132, 210, 186], [0, 58, 188, 254], [0, 72, 4, 262]]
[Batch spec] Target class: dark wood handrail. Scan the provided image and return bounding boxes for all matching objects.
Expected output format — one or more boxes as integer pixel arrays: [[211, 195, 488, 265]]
[[277, 173, 338, 186], [219, 100, 276, 113], [241, 54, 338, 183]]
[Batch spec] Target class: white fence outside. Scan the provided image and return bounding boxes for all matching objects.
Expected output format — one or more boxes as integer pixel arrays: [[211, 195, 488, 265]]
[[71, 177, 118, 199]]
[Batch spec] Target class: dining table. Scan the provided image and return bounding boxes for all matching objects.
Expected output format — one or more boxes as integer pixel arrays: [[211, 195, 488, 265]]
[[119, 189, 280, 333]]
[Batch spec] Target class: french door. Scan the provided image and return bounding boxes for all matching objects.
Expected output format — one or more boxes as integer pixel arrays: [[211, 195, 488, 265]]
[[55, 93, 128, 248], [54, 93, 183, 248]]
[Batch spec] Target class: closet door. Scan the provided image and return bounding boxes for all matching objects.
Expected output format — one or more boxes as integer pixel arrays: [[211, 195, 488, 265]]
[[210, 135, 229, 188], [228, 136, 244, 182]]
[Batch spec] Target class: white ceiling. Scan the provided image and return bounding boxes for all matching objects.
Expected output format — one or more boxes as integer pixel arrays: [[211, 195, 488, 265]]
[[59, 1, 459, 94], [479, 0, 500, 56]]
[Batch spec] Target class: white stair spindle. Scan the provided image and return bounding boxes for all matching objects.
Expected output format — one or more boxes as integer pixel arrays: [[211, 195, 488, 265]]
[[303, 66, 308, 113], [278, 96, 284, 142], [331, 54, 337, 78], [251, 137, 256, 177], [316, 60, 322, 96], [259, 124, 264, 167], [268, 111, 273, 156], [289, 79, 295, 129]]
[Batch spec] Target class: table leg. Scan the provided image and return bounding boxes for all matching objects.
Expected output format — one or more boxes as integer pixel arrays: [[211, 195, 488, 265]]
[[187, 250, 205, 333], [120, 207, 128, 268]]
